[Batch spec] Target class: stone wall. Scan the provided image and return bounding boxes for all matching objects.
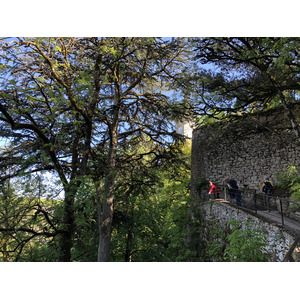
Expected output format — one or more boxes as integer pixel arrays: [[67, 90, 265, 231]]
[[202, 200, 296, 261], [191, 106, 300, 201]]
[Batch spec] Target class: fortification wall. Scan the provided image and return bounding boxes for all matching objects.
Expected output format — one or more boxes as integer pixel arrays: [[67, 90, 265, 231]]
[[191, 106, 300, 201], [202, 200, 296, 261]]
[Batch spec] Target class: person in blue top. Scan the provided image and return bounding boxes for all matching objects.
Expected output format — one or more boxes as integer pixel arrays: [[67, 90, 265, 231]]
[[224, 177, 243, 207]]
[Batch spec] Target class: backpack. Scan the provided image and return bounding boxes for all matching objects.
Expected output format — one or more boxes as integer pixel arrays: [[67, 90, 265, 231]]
[[263, 181, 273, 195]]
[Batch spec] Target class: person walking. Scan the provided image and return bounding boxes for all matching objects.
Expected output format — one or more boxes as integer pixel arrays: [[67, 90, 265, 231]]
[[224, 177, 243, 207]]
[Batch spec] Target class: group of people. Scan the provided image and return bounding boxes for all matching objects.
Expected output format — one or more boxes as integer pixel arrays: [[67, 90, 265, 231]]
[[208, 176, 273, 208]]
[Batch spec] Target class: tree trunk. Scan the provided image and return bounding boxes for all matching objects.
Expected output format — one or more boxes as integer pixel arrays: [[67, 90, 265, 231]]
[[125, 208, 134, 262], [59, 192, 75, 262], [97, 81, 120, 262], [97, 199, 113, 262], [97, 133, 118, 262]]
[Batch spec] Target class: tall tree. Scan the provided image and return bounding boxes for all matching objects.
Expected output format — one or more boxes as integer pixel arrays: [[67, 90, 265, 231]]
[[87, 37, 192, 261], [0, 37, 92, 261], [0, 37, 193, 261]]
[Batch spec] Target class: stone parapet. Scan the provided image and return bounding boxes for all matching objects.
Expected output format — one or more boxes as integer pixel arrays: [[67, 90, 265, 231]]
[[202, 200, 296, 261]]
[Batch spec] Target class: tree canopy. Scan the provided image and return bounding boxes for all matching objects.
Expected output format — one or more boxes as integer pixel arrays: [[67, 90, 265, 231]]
[[190, 37, 300, 133], [0, 37, 193, 261]]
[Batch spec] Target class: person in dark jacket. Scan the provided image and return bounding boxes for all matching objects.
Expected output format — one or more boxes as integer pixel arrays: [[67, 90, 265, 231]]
[[259, 177, 273, 212], [259, 177, 273, 195], [224, 177, 243, 207]]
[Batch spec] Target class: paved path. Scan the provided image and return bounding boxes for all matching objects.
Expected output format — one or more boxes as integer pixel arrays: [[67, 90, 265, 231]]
[[255, 210, 300, 235], [217, 197, 300, 235]]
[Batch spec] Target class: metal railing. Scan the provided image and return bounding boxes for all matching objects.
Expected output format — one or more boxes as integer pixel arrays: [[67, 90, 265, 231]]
[[251, 192, 300, 226], [205, 185, 300, 261], [207, 185, 300, 227]]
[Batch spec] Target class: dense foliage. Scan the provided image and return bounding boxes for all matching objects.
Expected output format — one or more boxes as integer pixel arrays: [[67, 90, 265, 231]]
[[0, 37, 194, 261], [189, 38, 300, 134], [0, 142, 193, 261]]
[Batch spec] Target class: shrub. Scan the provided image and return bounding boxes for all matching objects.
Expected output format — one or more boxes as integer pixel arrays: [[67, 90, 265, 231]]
[[224, 220, 269, 262]]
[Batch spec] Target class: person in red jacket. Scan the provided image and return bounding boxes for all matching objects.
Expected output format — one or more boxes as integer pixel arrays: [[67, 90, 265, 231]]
[[208, 181, 220, 199]]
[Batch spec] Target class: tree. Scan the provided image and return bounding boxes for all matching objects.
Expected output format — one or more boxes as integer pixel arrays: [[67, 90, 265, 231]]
[[0, 174, 61, 261], [190, 37, 300, 137], [0, 37, 193, 261], [109, 141, 192, 262], [0, 37, 101, 261]]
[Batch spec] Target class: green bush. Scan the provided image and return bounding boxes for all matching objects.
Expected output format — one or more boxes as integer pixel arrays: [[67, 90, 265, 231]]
[[224, 220, 269, 262], [276, 166, 300, 210], [276, 165, 298, 190]]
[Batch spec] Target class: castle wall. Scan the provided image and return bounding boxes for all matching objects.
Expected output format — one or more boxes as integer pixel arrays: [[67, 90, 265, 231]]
[[191, 107, 300, 201], [202, 200, 296, 261]]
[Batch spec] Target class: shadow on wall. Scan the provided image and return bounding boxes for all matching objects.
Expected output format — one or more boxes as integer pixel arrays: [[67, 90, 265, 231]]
[[191, 107, 300, 202]]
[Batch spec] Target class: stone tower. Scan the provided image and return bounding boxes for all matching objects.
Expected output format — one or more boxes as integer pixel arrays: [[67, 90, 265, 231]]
[[175, 120, 193, 138]]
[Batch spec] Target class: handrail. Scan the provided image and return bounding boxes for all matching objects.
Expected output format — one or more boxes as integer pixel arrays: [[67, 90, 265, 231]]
[[207, 186, 300, 261], [212, 185, 300, 227], [252, 191, 300, 226]]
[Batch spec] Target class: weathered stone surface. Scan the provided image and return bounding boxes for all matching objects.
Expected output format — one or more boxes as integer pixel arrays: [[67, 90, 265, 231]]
[[202, 200, 295, 261], [191, 107, 300, 201]]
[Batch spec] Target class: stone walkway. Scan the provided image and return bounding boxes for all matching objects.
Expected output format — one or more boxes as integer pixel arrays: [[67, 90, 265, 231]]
[[256, 210, 300, 235], [217, 198, 300, 235]]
